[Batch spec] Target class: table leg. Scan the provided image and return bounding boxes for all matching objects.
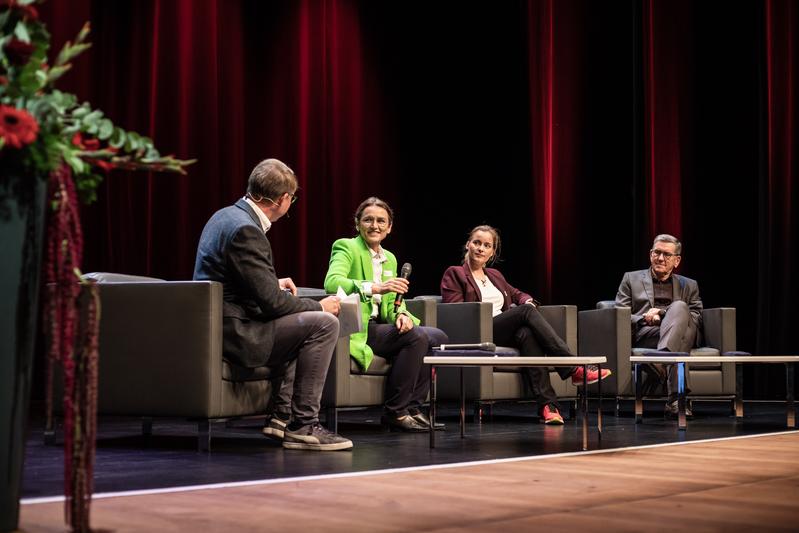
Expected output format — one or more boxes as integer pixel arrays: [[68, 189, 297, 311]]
[[735, 364, 744, 420], [582, 364, 588, 451], [786, 363, 795, 429], [677, 362, 687, 431], [460, 367, 465, 439], [597, 363, 603, 439], [634, 363, 643, 424], [430, 365, 436, 449]]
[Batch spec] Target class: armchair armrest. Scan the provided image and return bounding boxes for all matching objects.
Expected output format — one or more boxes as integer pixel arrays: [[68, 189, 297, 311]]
[[436, 302, 493, 344], [702, 307, 737, 395], [95, 281, 224, 417], [538, 305, 578, 354], [406, 297, 437, 328], [578, 306, 632, 396], [702, 307, 736, 354]]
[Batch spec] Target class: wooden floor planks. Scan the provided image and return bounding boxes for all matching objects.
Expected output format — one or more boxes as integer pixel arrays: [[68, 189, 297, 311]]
[[19, 432, 799, 532]]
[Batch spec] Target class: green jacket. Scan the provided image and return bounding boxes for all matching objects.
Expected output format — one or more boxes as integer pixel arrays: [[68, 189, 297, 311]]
[[324, 235, 419, 370]]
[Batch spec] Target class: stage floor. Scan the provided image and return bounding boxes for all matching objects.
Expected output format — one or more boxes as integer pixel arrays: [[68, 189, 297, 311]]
[[22, 400, 796, 499]]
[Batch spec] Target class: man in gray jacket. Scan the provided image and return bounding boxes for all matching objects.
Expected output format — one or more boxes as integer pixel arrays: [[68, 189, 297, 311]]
[[194, 158, 352, 450], [615, 234, 702, 418]]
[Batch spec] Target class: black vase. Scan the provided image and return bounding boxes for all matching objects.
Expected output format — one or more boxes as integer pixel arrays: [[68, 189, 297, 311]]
[[0, 169, 48, 532]]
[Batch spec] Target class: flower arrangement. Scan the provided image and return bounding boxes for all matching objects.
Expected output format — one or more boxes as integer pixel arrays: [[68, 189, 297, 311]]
[[0, 0, 194, 202], [1, 1, 194, 531]]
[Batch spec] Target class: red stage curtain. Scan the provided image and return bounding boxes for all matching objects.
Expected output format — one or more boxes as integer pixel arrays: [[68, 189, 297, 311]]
[[759, 0, 798, 354], [40, 0, 391, 286], [641, 0, 693, 245]]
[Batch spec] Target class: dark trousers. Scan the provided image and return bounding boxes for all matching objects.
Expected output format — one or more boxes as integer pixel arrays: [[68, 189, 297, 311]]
[[265, 311, 340, 426], [367, 323, 449, 417], [492, 305, 575, 411], [634, 300, 697, 399]]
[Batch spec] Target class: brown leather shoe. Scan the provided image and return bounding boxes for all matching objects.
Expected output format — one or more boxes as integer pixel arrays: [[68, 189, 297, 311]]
[[410, 411, 445, 431], [382, 414, 428, 432]]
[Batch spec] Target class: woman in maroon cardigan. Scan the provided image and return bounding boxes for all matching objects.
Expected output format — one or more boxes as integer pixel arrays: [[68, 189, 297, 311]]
[[440, 225, 611, 424]]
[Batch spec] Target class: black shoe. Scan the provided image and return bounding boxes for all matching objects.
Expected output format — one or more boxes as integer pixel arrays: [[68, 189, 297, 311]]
[[664, 399, 693, 420], [382, 414, 428, 432], [409, 411, 445, 431], [282, 422, 353, 451]]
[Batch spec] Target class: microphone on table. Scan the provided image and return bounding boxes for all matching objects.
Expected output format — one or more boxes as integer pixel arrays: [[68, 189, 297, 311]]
[[393, 262, 412, 309], [435, 342, 497, 352]]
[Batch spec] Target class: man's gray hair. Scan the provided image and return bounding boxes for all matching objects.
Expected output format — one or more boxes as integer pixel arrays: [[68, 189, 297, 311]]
[[247, 158, 298, 202], [652, 233, 682, 255]]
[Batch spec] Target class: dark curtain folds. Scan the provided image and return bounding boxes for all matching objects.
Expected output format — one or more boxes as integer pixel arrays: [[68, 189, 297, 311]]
[[759, 0, 798, 359], [35, 1, 798, 399], [39, 0, 391, 285]]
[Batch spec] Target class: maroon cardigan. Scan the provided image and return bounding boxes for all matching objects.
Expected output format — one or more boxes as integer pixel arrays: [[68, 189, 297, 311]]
[[440, 264, 534, 313]]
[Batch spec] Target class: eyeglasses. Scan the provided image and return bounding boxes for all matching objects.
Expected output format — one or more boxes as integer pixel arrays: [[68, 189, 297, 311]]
[[360, 216, 389, 227], [288, 193, 298, 204], [650, 249, 679, 259]]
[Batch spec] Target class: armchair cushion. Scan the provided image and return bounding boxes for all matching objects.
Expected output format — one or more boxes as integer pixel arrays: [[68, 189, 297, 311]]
[[350, 354, 391, 376]]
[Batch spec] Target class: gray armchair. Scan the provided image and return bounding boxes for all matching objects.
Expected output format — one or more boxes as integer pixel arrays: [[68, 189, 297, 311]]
[[78, 273, 307, 451], [578, 301, 737, 410], [430, 299, 579, 420], [321, 298, 437, 432]]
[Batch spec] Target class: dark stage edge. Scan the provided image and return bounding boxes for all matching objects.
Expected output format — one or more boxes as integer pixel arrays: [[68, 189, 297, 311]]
[[22, 400, 796, 499]]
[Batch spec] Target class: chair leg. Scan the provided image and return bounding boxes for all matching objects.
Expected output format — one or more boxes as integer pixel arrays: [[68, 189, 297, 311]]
[[324, 407, 338, 433], [142, 417, 153, 437], [198, 420, 211, 453], [44, 418, 57, 445]]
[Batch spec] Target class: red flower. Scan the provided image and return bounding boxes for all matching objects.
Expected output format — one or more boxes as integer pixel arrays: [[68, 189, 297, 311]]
[[91, 159, 115, 173], [0, 0, 38, 20], [0, 76, 7, 85], [71, 132, 100, 151], [4, 38, 35, 66], [83, 138, 100, 151], [0, 104, 39, 148]]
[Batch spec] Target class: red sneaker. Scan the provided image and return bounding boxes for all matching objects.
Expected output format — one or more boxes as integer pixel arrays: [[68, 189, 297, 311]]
[[541, 404, 564, 425], [571, 366, 612, 386]]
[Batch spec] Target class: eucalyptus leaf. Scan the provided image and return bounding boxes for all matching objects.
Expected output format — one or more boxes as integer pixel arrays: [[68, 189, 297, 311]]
[[71, 105, 91, 118], [98, 118, 114, 140], [14, 21, 31, 43], [125, 131, 142, 152], [82, 109, 104, 126], [63, 150, 87, 175], [109, 127, 126, 149]]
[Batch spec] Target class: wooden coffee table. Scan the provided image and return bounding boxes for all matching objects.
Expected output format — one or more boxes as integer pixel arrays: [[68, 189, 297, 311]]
[[424, 354, 607, 450]]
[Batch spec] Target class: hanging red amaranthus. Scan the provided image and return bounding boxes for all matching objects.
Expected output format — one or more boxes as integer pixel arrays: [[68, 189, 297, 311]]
[[43, 163, 99, 532]]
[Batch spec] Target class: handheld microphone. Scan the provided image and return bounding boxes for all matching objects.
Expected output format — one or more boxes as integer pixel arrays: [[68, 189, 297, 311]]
[[393, 262, 412, 308], [436, 342, 497, 352]]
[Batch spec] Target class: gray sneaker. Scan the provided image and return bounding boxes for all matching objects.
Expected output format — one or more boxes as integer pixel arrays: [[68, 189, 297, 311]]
[[282, 423, 353, 451], [262, 416, 288, 441]]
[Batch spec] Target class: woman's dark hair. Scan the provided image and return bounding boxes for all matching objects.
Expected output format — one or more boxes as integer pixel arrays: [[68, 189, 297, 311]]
[[464, 224, 501, 265], [354, 196, 394, 230]]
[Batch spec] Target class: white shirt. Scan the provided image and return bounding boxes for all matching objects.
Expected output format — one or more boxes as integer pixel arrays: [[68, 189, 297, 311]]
[[244, 196, 272, 233], [476, 276, 505, 317], [362, 246, 388, 319]]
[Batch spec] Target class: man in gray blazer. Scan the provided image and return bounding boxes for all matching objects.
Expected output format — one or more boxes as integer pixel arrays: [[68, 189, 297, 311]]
[[194, 158, 352, 451], [615, 234, 702, 417]]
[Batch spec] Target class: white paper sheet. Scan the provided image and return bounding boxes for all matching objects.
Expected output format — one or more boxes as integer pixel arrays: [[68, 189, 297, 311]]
[[335, 286, 363, 338]]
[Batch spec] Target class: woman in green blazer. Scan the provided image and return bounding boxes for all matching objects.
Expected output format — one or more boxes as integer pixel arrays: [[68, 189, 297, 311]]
[[324, 197, 448, 432]]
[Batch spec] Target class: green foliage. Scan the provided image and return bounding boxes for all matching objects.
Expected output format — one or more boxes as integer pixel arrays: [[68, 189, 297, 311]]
[[0, 2, 195, 204]]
